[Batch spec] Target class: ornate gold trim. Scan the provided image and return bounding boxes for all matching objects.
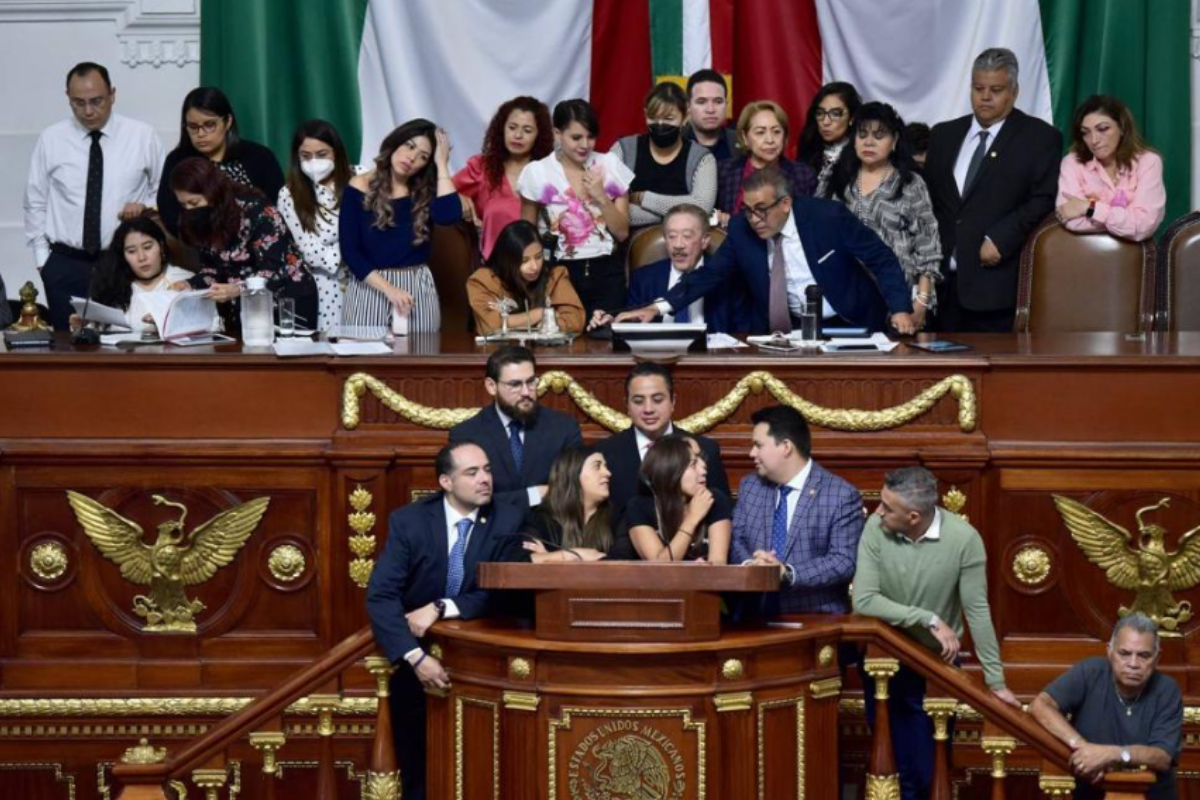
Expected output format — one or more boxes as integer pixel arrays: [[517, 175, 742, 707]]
[[941, 486, 968, 517], [817, 645, 835, 667], [29, 541, 69, 581], [267, 544, 306, 583], [865, 773, 901, 800], [507, 656, 532, 681], [1186, 707, 1200, 725], [1038, 774, 1076, 798], [549, 707, 706, 800], [455, 696, 499, 800], [721, 658, 746, 681], [362, 770, 401, 800], [348, 484, 378, 589], [980, 736, 1017, 778], [862, 658, 900, 701], [341, 370, 978, 433], [714, 691, 753, 712], [0, 762, 76, 800], [248, 731, 286, 775], [502, 691, 539, 712], [809, 677, 843, 700], [121, 737, 166, 764], [1012, 545, 1051, 586], [192, 767, 227, 800], [757, 696, 804, 800], [922, 698, 959, 741]]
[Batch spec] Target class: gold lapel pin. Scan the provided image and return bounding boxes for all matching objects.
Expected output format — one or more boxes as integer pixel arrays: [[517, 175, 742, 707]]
[[989, 151, 997, 159]]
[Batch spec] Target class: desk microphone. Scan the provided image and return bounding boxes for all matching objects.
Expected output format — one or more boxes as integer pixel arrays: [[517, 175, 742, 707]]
[[638, 473, 673, 561]]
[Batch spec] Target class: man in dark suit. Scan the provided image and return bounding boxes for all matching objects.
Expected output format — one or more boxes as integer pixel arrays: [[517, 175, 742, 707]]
[[618, 167, 915, 334], [449, 345, 583, 508], [366, 440, 524, 800], [596, 362, 730, 515], [618, 203, 744, 333], [730, 405, 862, 614], [924, 47, 1062, 332]]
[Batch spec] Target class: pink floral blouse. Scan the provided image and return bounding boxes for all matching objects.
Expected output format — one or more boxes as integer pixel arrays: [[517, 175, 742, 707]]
[[516, 151, 633, 260]]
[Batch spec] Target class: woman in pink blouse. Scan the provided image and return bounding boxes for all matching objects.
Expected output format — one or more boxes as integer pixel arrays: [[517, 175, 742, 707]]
[[453, 97, 553, 259], [1056, 95, 1165, 242]]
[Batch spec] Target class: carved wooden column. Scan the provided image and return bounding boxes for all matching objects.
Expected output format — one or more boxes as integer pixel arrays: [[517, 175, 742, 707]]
[[862, 657, 901, 800], [980, 734, 1016, 800], [248, 727, 286, 800], [923, 698, 958, 800], [190, 767, 227, 800], [309, 693, 342, 800], [363, 656, 401, 800]]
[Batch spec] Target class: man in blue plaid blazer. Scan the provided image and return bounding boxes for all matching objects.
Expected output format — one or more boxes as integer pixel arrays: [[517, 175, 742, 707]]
[[730, 405, 863, 614]]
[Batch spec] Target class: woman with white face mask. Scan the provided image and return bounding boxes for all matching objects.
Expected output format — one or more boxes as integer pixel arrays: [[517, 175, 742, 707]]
[[277, 119, 366, 331]]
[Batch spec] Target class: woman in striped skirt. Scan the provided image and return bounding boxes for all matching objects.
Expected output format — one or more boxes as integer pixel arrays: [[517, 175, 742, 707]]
[[339, 118, 463, 331]]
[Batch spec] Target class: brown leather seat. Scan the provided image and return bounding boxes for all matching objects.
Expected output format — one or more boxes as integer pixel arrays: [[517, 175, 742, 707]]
[[626, 224, 727, 277], [1015, 214, 1156, 334], [1154, 212, 1200, 332], [429, 220, 482, 333]]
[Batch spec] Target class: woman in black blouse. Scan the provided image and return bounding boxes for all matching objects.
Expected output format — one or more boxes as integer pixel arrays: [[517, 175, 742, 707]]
[[158, 87, 285, 234], [170, 156, 316, 331], [626, 433, 731, 563], [522, 446, 629, 562]]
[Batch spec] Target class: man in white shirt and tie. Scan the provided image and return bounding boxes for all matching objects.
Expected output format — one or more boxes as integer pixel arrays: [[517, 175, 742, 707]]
[[616, 169, 916, 335], [23, 62, 164, 330]]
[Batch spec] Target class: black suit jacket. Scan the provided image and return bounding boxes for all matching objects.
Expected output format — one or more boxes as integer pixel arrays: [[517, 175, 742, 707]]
[[366, 493, 524, 664], [449, 404, 583, 498], [925, 108, 1062, 311], [596, 427, 731, 515]]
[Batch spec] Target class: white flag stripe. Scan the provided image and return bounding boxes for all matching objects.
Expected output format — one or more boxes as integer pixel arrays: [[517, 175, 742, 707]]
[[681, 0, 713, 75], [815, 0, 1053, 129], [357, 0, 592, 169]]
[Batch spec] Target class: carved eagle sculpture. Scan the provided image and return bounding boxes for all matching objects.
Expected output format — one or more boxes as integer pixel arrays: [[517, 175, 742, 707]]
[[1053, 495, 1200, 632], [66, 491, 270, 633]]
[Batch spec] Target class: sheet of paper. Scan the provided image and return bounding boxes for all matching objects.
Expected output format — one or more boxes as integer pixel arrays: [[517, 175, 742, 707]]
[[71, 296, 130, 329], [820, 333, 899, 353], [162, 291, 218, 339], [99, 332, 148, 346], [329, 325, 389, 341], [273, 340, 334, 357], [706, 333, 747, 350], [165, 333, 234, 347], [332, 341, 394, 356]]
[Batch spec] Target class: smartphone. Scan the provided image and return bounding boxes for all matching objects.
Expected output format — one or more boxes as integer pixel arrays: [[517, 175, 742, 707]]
[[908, 340, 972, 353], [825, 343, 878, 352]]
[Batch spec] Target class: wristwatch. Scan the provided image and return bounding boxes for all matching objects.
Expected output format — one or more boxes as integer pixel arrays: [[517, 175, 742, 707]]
[[928, 614, 941, 631], [1120, 748, 1132, 765], [1085, 199, 1097, 219], [433, 599, 447, 620]]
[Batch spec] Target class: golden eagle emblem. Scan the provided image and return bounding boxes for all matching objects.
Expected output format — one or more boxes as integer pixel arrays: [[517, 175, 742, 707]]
[[1054, 495, 1200, 633], [66, 491, 270, 633]]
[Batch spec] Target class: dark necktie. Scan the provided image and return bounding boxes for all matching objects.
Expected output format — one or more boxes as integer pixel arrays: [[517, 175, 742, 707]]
[[508, 420, 524, 475], [83, 130, 104, 253], [769, 236, 792, 333], [962, 130, 991, 196], [445, 518, 471, 597], [771, 485, 793, 556]]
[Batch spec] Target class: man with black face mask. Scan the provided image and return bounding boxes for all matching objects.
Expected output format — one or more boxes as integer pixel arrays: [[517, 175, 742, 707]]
[[611, 82, 717, 232]]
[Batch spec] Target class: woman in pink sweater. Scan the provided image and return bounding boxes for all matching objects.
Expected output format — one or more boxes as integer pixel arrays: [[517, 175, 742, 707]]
[[1056, 95, 1165, 242]]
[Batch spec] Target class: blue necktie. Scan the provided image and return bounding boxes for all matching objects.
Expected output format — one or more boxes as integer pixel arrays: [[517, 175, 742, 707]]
[[508, 420, 524, 475], [445, 517, 472, 597], [771, 486, 793, 556]]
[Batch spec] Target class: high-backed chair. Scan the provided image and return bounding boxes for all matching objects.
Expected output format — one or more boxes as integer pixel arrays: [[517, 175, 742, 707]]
[[1014, 214, 1156, 334], [429, 220, 482, 333], [626, 224, 727, 277], [1155, 211, 1200, 332]]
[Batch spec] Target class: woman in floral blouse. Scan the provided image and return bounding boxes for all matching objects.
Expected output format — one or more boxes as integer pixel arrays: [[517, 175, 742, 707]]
[[517, 99, 633, 320], [170, 156, 318, 332]]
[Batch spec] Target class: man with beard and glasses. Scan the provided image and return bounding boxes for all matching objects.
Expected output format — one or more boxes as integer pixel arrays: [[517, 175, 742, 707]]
[[449, 345, 583, 508], [1031, 614, 1182, 800]]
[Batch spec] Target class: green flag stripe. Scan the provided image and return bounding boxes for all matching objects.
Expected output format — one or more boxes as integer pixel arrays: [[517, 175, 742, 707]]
[[201, 0, 369, 169], [649, 0, 684, 77], [1039, 0, 1191, 231]]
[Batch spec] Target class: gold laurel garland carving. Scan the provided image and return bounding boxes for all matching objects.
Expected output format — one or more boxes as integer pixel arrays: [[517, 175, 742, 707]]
[[342, 370, 977, 433]]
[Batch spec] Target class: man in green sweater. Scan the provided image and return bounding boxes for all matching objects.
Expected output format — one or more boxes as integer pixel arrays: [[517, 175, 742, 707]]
[[853, 466, 1018, 800]]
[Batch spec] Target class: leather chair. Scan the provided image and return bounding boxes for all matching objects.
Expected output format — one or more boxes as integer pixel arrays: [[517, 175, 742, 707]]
[[1015, 214, 1156, 334], [1154, 211, 1200, 332], [429, 219, 483, 333], [626, 224, 727, 277]]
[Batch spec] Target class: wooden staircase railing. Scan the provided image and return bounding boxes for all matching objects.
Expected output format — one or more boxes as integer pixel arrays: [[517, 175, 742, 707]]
[[104, 617, 1159, 800]]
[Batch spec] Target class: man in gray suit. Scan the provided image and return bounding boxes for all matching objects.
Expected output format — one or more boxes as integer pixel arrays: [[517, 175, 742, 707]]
[[730, 405, 862, 614]]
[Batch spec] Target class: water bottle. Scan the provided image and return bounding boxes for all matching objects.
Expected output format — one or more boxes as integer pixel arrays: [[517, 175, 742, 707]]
[[240, 276, 275, 346]]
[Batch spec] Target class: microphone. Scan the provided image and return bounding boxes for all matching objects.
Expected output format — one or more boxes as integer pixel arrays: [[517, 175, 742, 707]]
[[638, 472, 673, 561], [805, 284, 823, 340]]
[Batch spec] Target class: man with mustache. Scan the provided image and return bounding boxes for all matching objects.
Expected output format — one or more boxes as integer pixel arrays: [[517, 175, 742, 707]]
[[449, 345, 582, 508], [1031, 615, 1182, 800]]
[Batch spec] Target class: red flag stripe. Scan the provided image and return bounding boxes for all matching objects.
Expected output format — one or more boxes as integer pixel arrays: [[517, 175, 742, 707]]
[[590, 0, 654, 151]]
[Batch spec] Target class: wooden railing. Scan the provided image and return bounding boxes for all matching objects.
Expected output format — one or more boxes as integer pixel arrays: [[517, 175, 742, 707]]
[[107, 618, 1158, 800]]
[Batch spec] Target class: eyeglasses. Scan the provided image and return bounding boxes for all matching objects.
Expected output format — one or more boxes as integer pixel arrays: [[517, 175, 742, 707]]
[[69, 96, 109, 110], [814, 108, 847, 121], [742, 196, 786, 221], [186, 119, 224, 135], [499, 377, 539, 391]]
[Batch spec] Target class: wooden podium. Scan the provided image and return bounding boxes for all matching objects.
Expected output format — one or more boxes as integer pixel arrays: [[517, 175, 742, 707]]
[[424, 562, 845, 800]]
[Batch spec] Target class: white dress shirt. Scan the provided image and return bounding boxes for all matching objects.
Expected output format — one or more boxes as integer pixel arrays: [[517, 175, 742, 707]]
[[780, 457, 815, 529], [777, 213, 835, 318], [664, 260, 705, 325], [634, 423, 674, 461], [894, 508, 942, 545], [403, 498, 479, 665], [494, 404, 543, 507], [948, 115, 1007, 272], [125, 265, 195, 331], [23, 112, 165, 266]]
